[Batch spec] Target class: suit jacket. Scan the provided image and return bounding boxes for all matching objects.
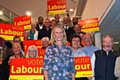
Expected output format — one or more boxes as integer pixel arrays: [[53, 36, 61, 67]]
[[36, 23, 44, 31]]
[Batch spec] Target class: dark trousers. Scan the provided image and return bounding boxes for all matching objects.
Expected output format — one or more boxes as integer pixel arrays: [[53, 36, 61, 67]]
[[75, 77, 88, 80]]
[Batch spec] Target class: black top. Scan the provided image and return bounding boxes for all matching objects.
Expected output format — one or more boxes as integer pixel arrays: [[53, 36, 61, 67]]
[[38, 27, 52, 39]]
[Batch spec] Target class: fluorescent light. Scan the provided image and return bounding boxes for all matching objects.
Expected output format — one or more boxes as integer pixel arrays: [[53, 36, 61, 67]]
[[69, 9, 74, 12], [114, 42, 119, 44], [0, 11, 3, 15], [26, 11, 31, 16]]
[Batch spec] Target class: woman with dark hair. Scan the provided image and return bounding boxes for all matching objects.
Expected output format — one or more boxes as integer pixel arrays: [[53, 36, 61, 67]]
[[70, 35, 88, 80], [70, 35, 86, 57]]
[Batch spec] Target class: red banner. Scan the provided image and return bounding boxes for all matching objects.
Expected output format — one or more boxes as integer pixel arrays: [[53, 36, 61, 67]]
[[14, 15, 31, 29], [47, 0, 67, 15], [74, 56, 93, 77], [78, 18, 99, 32], [0, 24, 24, 41], [9, 58, 44, 80], [23, 40, 45, 58]]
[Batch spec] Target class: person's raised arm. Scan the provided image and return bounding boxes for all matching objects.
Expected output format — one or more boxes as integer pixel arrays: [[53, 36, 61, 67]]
[[46, 9, 49, 19], [66, 9, 71, 23]]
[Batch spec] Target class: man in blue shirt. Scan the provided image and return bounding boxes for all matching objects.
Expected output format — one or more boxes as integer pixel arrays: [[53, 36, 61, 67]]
[[81, 33, 99, 59], [81, 33, 99, 80]]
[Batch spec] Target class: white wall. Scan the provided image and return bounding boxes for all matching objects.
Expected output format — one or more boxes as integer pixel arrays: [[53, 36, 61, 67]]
[[0, 0, 76, 22], [81, 0, 112, 20]]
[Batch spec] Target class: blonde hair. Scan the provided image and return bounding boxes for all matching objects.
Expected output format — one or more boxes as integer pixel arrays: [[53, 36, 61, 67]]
[[50, 26, 67, 46], [26, 45, 38, 58]]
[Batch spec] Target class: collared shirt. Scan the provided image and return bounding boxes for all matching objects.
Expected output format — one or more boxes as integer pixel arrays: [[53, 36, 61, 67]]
[[39, 24, 43, 30], [81, 45, 99, 59], [36, 24, 44, 31], [43, 44, 76, 80], [63, 25, 69, 30], [73, 48, 86, 57]]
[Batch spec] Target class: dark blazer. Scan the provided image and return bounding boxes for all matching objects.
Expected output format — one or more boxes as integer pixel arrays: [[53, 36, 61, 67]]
[[38, 27, 52, 39], [36, 24, 44, 31]]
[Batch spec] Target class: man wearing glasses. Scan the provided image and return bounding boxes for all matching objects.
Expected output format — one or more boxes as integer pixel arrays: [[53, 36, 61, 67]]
[[81, 33, 99, 80]]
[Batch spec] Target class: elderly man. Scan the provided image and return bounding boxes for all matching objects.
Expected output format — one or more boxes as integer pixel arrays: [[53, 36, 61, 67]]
[[41, 37, 50, 49], [81, 33, 99, 59], [92, 35, 120, 80], [68, 24, 82, 42], [80, 33, 99, 80]]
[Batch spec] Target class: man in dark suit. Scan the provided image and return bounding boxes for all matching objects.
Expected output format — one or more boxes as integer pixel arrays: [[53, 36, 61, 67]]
[[38, 18, 52, 39]]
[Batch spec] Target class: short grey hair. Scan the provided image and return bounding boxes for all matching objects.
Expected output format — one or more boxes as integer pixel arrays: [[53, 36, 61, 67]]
[[41, 37, 49, 42], [102, 35, 113, 42]]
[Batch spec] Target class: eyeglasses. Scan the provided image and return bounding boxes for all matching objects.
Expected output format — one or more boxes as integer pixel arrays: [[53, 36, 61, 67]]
[[72, 40, 80, 42], [84, 38, 92, 41], [29, 50, 36, 53], [14, 40, 20, 42]]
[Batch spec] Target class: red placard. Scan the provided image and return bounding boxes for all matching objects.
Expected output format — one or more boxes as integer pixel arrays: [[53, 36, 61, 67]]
[[78, 18, 99, 32], [9, 58, 44, 80], [0, 24, 24, 41], [74, 56, 93, 77], [14, 15, 31, 29], [47, 0, 67, 15], [24, 40, 45, 58]]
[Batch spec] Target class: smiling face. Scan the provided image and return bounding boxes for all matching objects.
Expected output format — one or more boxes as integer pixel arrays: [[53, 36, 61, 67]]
[[12, 43, 21, 55], [44, 19, 51, 27], [72, 37, 80, 49], [53, 27, 64, 42], [74, 24, 81, 33], [102, 36, 113, 52], [84, 34, 92, 47], [28, 48, 36, 58], [42, 40, 49, 48]]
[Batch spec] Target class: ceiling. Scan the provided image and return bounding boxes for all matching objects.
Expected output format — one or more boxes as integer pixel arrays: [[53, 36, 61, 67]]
[[100, 0, 120, 51], [0, 0, 77, 22]]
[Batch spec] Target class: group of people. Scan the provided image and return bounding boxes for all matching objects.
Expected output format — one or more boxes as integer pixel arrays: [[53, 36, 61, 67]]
[[0, 13, 120, 80]]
